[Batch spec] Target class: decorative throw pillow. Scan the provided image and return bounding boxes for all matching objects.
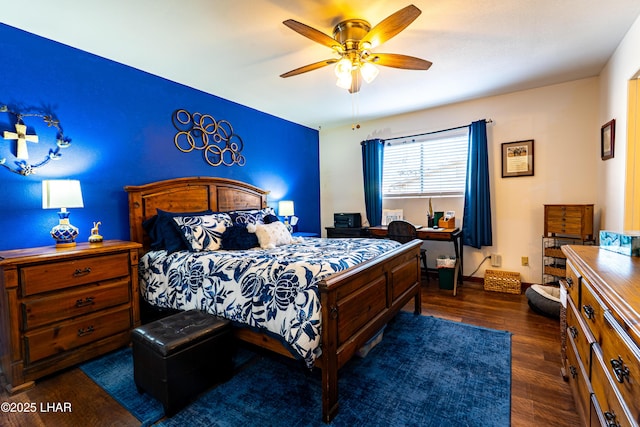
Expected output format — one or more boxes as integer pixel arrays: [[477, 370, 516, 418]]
[[173, 213, 232, 251], [228, 207, 276, 226], [145, 209, 213, 252], [263, 214, 279, 224], [247, 221, 296, 249], [221, 225, 260, 250]]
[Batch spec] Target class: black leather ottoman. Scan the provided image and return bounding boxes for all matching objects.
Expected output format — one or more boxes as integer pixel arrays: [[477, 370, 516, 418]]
[[131, 309, 234, 416]]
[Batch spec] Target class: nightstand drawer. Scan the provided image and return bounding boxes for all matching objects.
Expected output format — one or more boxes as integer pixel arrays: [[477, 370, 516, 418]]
[[20, 253, 130, 296], [22, 279, 130, 330], [25, 306, 131, 363]]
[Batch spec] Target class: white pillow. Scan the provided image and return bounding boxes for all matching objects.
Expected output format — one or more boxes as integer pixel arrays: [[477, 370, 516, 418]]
[[247, 221, 296, 249]]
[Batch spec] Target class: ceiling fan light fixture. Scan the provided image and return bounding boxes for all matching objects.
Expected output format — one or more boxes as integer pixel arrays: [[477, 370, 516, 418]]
[[336, 73, 353, 89], [334, 57, 353, 79], [360, 62, 379, 84]]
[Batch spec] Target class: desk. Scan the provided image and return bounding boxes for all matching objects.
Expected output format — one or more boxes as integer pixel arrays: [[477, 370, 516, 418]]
[[368, 226, 463, 285]]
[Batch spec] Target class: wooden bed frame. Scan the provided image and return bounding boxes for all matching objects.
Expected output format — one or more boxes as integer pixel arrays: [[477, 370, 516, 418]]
[[125, 176, 422, 423]]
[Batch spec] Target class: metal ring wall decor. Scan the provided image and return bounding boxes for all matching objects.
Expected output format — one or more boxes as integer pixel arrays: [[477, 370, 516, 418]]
[[172, 109, 245, 167], [0, 105, 72, 176]]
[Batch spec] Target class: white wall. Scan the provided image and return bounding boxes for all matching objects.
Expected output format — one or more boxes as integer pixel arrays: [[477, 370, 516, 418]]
[[598, 13, 640, 230], [320, 78, 600, 284]]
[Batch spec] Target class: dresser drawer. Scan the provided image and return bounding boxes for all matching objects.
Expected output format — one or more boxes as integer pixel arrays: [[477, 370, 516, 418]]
[[564, 261, 581, 308], [567, 333, 593, 424], [601, 311, 640, 423], [24, 306, 131, 363], [20, 253, 130, 296], [567, 296, 595, 373], [580, 279, 607, 344], [21, 279, 130, 330], [591, 347, 635, 427]]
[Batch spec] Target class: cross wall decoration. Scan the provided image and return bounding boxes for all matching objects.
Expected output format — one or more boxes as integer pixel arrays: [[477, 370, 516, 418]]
[[0, 105, 71, 176]]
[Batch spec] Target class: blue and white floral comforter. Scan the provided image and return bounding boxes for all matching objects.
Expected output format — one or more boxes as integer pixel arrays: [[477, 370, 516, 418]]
[[139, 237, 401, 367]]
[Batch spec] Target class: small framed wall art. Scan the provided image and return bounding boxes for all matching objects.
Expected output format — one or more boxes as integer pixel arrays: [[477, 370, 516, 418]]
[[601, 119, 615, 160], [501, 139, 534, 178]]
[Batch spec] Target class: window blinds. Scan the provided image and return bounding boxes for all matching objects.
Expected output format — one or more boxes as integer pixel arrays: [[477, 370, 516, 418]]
[[382, 128, 469, 198]]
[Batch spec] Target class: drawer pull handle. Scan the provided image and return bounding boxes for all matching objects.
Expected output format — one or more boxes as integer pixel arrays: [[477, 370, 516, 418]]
[[73, 267, 92, 277], [604, 411, 621, 427], [565, 277, 573, 288], [569, 365, 577, 379], [568, 326, 578, 339], [582, 304, 595, 320], [77, 325, 95, 337], [75, 297, 95, 308], [610, 356, 630, 384]]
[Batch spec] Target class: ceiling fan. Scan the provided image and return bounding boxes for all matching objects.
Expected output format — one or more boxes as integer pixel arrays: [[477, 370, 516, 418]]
[[280, 4, 432, 94]]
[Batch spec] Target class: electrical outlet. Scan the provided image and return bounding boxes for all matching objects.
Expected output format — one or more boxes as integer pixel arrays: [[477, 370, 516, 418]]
[[521, 256, 529, 266], [490, 253, 501, 267]]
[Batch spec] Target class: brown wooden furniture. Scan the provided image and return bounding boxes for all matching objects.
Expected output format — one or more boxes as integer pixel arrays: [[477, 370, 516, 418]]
[[0, 240, 141, 394], [325, 227, 369, 238], [125, 177, 422, 423], [561, 245, 640, 426], [368, 225, 463, 284], [544, 204, 594, 240]]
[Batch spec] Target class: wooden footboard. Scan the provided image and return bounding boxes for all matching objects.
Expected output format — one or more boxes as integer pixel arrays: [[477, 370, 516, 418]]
[[318, 238, 422, 422]]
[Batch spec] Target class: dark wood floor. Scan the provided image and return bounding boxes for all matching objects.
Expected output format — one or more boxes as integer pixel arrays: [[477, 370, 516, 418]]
[[1, 279, 580, 426]]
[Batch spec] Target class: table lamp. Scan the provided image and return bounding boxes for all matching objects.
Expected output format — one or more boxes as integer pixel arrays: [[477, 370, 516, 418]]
[[42, 179, 84, 247], [278, 200, 295, 231]]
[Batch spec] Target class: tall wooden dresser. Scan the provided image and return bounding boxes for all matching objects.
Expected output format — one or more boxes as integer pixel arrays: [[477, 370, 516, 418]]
[[0, 240, 141, 393], [561, 245, 640, 426]]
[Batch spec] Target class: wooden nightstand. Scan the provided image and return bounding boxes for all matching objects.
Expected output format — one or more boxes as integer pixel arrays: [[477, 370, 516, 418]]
[[0, 240, 142, 394]]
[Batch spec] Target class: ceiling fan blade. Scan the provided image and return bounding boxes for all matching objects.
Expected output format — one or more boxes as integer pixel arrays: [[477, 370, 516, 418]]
[[280, 59, 338, 78], [361, 5, 421, 49], [283, 19, 343, 52], [367, 53, 432, 70], [349, 68, 362, 94]]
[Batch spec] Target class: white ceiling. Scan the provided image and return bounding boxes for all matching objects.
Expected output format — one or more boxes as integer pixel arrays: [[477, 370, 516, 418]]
[[3, 1, 640, 130]]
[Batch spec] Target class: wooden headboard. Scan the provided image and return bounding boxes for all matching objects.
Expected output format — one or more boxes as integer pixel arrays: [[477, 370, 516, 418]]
[[125, 176, 269, 251]]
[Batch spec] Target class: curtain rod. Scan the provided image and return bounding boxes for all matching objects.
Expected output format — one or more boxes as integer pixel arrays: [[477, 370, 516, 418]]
[[383, 119, 493, 142]]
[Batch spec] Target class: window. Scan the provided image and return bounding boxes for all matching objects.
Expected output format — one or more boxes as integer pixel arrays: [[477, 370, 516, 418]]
[[382, 128, 469, 198]]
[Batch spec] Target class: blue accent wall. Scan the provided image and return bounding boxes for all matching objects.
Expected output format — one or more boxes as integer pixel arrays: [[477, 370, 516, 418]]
[[0, 24, 320, 251]]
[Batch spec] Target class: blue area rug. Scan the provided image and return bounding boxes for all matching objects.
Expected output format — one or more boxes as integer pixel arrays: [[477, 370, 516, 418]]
[[80, 312, 511, 426]]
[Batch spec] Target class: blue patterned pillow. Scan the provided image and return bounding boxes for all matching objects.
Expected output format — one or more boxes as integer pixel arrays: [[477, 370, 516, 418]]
[[173, 213, 232, 251], [144, 209, 213, 252], [228, 208, 276, 226]]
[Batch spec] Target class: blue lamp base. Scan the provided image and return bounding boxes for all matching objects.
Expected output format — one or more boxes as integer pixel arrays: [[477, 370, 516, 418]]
[[50, 210, 79, 247]]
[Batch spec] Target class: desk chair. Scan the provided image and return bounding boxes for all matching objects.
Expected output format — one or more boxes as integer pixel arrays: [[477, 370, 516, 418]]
[[387, 220, 429, 281]]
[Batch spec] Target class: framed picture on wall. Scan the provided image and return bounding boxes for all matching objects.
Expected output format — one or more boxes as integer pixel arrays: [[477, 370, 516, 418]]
[[601, 119, 615, 160], [501, 140, 534, 178], [382, 209, 404, 226]]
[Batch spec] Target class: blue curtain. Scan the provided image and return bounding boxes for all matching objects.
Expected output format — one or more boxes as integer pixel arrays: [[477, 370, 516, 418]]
[[361, 139, 384, 226], [462, 120, 492, 248]]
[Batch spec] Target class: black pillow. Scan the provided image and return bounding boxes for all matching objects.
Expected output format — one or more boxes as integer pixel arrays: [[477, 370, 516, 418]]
[[146, 209, 213, 252], [263, 214, 279, 224], [221, 225, 259, 250]]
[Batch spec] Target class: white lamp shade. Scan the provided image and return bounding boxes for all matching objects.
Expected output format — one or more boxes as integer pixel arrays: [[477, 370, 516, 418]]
[[42, 180, 84, 209], [278, 200, 295, 217], [360, 62, 379, 84]]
